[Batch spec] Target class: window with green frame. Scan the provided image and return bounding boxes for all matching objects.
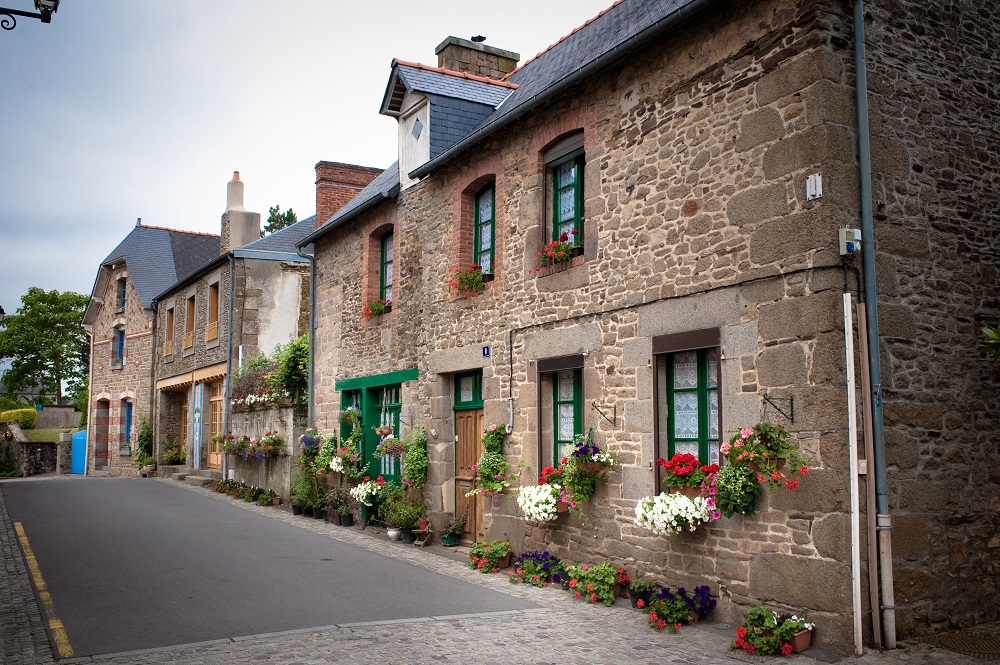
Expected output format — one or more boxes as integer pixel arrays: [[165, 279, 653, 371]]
[[380, 231, 394, 303], [454, 371, 483, 410], [656, 348, 721, 465], [552, 154, 583, 242], [553, 369, 582, 460], [474, 184, 495, 274]]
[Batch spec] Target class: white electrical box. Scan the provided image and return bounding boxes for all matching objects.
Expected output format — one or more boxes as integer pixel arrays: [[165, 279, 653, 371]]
[[839, 227, 862, 255], [806, 173, 823, 200]]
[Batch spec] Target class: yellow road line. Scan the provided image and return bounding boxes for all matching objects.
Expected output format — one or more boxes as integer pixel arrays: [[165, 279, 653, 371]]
[[14, 521, 74, 658]]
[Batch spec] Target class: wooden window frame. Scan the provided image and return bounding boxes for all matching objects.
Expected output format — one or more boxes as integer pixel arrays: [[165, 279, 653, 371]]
[[380, 231, 394, 304], [183, 295, 195, 349], [164, 308, 174, 356], [206, 282, 220, 342], [474, 184, 495, 275], [551, 153, 584, 243], [454, 371, 483, 411], [208, 382, 223, 441], [652, 328, 722, 475], [534, 354, 585, 469], [552, 368, 583, 461], [116, 278, 126, 312]]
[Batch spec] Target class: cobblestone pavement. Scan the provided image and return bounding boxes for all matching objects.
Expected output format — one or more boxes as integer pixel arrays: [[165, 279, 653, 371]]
[[0, 476, 984, 665]]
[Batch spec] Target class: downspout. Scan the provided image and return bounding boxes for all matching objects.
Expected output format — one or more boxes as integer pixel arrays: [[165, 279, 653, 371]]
[[296, 243, 316, 427], [83, 326, 94, 476], [854, 0, 896, 648], [222, 254, 235, 479]]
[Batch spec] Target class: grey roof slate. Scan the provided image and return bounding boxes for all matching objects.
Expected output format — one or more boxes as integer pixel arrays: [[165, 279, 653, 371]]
[[98, 225, 220, 309], [428, 96, 495, 159], [239, 214, 317, 253], [390, 65, 513, 110], [410, 0, 710, 176]]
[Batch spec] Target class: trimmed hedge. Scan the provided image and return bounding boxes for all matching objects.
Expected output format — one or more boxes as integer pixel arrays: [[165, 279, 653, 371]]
[[0, 408, 36, 429]]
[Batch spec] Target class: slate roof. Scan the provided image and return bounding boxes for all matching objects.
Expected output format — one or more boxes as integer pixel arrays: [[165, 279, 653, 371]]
[[381, 62, 515, 115], [238, 214, 317, 254], [410, 0, 713, 177], [97, 225, 220, 310], [300, 163, 400, 245]]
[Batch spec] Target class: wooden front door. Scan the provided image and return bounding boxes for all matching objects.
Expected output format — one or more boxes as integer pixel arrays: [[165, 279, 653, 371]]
[[455, 408, 484, 544], [207, 382, 223, 469]]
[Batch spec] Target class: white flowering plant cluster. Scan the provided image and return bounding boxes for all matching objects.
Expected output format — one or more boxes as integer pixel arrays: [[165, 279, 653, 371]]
[[349, 476, 385, 507], [516, 483, 560, 522], [634, 492, 713, 535]]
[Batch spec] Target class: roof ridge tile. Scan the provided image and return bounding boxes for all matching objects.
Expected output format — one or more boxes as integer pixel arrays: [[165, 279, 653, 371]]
[[502, 0, 627, 80], [392, 59, 519, 89], [139, 223, 221, 238]]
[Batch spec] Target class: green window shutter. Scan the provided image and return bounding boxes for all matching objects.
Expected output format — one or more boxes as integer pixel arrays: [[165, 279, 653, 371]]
[[474, 184, 495, 274], [380, 232, 394, 303], [552, 369, 582, 461], [662, 349, 721, 464], [551, 155, 583, 242]]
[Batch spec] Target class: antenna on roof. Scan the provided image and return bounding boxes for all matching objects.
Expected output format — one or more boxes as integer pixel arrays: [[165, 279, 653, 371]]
[[471, 35, 486, 42], [136, 217, 141, 227]]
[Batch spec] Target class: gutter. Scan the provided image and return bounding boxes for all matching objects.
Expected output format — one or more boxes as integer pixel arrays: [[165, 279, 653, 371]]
[[408, 0, 721, 180], [854, 0, 895, 648], [296, 243, 316, 427]]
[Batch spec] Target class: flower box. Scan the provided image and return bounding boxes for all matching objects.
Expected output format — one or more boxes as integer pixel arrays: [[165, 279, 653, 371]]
[[536, 254, 584, 278]]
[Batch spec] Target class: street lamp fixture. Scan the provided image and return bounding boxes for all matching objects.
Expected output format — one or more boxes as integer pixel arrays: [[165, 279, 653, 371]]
[[1, 0, 59, 31]]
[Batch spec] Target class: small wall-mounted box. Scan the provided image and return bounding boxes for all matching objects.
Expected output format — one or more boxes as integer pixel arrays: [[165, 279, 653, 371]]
[[839, 227, 862, 255]]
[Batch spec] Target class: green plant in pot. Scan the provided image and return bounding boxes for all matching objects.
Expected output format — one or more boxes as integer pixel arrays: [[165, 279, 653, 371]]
[[440, 513, 466, 547]]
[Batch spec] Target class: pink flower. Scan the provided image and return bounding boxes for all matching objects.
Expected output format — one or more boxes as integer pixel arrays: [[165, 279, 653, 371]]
[[720, 442, 730, 454], [740, 428, 753, 438]]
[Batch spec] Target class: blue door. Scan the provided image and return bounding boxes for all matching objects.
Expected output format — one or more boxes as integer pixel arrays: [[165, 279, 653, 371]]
[[71, 430, 87, 474]]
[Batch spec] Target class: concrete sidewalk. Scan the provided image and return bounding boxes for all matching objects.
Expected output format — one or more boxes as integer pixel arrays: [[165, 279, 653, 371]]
[[0, 476, 987, 665]]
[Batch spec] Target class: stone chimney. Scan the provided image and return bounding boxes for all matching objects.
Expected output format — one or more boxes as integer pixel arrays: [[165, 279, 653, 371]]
[[435, 36, 519, 80], [220, 171, 262, 253], [315, 161, 384, 228]]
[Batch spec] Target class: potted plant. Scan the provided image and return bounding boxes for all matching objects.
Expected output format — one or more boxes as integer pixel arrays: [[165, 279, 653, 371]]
[[722, 422, 809, 490], [646, 587, 695, 633], [575, 562, 617, 606], [615, 568, 631, 598], [656, 453, 716, 496], [163, 439, 185, 465], [290, 473, 311, 515], [703, 464, 760, 518], [447, 264, 489, 298], [362, 298, 390, 321], [508, 550, 562, 588], [634, 491, 713, 535], [132, 453, 156, 477], [468, 540, 512, 573], [440, 513, 466, 547], [628, 579, 658, 608], [256, 488, 280, 506], [732, 606, 815, 656], [325, 487, 348, 525], [516, 482, 560, 522]]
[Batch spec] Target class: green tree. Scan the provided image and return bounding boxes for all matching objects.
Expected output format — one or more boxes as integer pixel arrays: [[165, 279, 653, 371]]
[[0, 288, 89, 405], [261, 204, 298, 238]]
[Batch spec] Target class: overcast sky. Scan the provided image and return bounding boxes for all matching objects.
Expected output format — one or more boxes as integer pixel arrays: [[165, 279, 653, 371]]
[[0, 0, 614, 317]]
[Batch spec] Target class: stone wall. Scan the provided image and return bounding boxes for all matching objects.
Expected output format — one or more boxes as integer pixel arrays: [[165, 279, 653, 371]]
[[228, 405, 306, 502], [852, 0, 1000, 637], [308, 0, 1000, 649]]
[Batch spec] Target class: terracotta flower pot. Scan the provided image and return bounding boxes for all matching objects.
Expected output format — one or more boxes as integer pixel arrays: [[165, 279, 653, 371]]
[[556, 501, 569, 513], [669, 486, 703, 498], [789, 629, 812, 653]]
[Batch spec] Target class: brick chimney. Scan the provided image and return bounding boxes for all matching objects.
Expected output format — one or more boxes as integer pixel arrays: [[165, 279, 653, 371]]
[[435, 36, 519, 80], [315, 161, 384, 228], [220, 171, 262, 252]]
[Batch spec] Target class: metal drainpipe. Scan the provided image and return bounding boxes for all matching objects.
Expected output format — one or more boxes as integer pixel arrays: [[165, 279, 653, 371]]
[[222, 254, 235, 479], [296, 244, 316, 427], [854, 0, 896, 648]]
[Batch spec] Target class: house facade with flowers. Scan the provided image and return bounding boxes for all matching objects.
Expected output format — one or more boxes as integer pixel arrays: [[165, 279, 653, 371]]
[[300, 0, 1000, 652]]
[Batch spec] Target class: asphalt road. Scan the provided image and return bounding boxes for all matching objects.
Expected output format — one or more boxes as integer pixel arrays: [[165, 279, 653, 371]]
[[1, 477, 536, 658]]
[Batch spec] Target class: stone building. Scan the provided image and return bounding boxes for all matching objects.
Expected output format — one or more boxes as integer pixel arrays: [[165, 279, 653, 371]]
[[300, 0, 1000, 652], [82, 220, 220, 475]]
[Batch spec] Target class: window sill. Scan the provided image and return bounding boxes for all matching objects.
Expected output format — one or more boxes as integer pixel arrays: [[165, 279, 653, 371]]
[[110, 361, 124, 371]]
